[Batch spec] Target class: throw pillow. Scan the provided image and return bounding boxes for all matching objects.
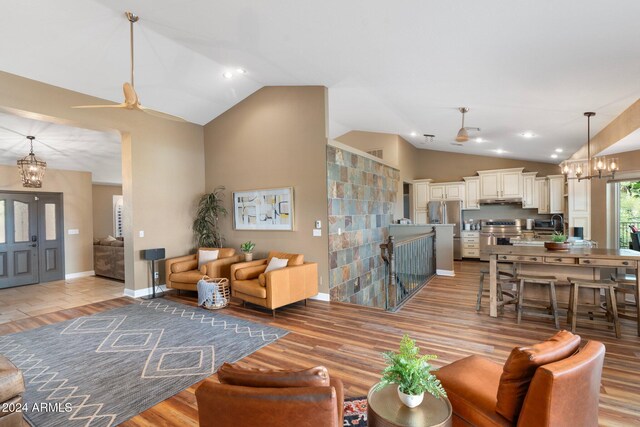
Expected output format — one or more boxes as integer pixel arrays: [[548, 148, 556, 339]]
[[496, 330, 581, 422], [218, 363, 330, 388], [198, 249, 219, 269], [105, 235, 116, 241], [264, 257, 288, 273], [235, 265, 266, 280]]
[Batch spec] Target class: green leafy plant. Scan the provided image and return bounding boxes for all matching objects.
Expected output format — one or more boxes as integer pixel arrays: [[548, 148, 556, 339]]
[[551, 231, 567, 243], [373, 334, 446, 398], [240, 241, 256, 253], [193, 186, 227, 248]]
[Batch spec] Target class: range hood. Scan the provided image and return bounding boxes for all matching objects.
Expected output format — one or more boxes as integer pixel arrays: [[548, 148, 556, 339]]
[[479, 198, 523, 205]]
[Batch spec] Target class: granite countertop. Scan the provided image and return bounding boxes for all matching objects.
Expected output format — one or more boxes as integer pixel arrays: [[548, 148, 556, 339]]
[[487, 245, 640, 259]]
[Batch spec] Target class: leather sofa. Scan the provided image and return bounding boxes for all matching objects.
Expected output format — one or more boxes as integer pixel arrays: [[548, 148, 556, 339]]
[[435, 331, 605, 427], [165, 248, 243, 291], [230, 251, 318, 316], [196, 363, 343, 427], [0, 355, 25, 427]]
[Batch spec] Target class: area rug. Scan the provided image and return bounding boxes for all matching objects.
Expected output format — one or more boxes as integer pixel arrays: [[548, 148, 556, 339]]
[[344, 396, 368, 426], [0, 299, 287, 427]]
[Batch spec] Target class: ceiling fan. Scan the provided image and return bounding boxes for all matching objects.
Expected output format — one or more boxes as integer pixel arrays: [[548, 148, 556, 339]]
[[73, 12, 185, 122], [453, 107, 480, 145]]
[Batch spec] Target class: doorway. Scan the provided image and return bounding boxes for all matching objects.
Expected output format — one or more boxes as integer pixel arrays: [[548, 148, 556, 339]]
[[614, 181, 640, 249], [0, 191, 65, 289]]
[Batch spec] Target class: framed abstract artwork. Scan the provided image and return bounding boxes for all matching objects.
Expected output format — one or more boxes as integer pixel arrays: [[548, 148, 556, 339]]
[[233, 187, 294, 231]]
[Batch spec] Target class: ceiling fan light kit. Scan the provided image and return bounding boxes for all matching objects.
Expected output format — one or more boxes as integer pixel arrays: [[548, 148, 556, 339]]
[[560, 112, 619, 181], [17, 135, 47, 188], [72, 11, 184, 122]]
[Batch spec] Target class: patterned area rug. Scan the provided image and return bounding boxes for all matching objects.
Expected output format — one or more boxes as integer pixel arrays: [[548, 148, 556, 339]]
[[0, 299, 287, 427], [344, 396, 368, 426]]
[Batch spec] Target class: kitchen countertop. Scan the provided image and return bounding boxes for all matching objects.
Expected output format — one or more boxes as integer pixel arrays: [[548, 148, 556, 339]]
[[510, 237, 593, 247], [487, 245, 640, 259]]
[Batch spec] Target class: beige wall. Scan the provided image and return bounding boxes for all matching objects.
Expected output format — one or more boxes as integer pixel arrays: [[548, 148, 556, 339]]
[[0, 71, 205, 292], [0, 165, 93, 274], [336, 131, 400, 167], [92, 184, 122, 239], [203, 86, 330, 293]]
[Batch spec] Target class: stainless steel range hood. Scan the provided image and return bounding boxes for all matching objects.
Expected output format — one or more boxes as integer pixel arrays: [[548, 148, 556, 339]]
[[479, 198, 523, 205]]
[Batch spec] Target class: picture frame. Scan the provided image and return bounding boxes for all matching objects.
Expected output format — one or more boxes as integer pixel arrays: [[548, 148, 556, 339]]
[[233, 187, 294, 231]]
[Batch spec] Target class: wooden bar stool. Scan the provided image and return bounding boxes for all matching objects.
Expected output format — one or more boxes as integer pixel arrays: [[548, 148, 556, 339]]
[[515, 274, 560, 329], [567, 277, 621, 338], [610, 273, 637, 321], [476, 267, 517, 311]]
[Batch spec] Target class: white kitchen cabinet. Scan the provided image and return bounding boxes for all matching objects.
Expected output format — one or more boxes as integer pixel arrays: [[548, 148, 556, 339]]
[[522, 172, 538, 209], [463, 176, 480, 210], [429, 182, 465, 202], [478, 168, 524, 199], [536, 177, 549, 214], [461, 230, 480, 258], [412, 179, 432, 224], [567, 178, 591, 239], [548, 175, 565, 214], [414, 210, 428, 225]]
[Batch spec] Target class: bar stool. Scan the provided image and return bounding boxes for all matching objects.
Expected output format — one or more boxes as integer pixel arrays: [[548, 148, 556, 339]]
[[567, 277, 621, 338], [515, 274, 560, 329], [610, 273, 637, 321], [476, 267, 517, 311]]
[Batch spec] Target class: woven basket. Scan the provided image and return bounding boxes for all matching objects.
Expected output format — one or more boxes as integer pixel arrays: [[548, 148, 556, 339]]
[[200, 277, 230, 309]]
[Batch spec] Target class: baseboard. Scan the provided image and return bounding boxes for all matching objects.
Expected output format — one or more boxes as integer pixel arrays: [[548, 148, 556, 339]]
[[436, 269, 455, 277], [310, 292, 330, 301], [124, 284, 168, 298], [65, 271, 95, 279]]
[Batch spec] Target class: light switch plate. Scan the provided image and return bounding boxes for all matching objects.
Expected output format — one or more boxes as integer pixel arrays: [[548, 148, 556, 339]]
[[315, 220, 322, 229], [313, 229, 322, 237], [139, 230, 145, 237], [67, 229, 79, 235]]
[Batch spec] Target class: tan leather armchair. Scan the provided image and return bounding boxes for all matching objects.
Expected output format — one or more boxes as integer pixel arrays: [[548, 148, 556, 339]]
[[165, 248, 243, 291], [0, 354, 25, 427], [230, 251, 318, 316], [196, 363, 344, 427], [435, 331, 605, 427]]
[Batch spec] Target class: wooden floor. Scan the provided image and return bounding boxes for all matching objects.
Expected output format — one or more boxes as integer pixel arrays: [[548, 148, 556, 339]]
[[0, 261, 638, 426]]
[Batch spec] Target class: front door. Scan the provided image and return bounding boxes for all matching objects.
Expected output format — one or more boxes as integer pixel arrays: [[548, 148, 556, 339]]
[[0, 192, 65, 289]]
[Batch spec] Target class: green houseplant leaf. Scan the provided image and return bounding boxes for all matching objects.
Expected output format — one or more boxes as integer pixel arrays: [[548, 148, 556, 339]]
[[373, 334, 446, 398], [193, 186, 227, 248], [240, 241, 256, 253]]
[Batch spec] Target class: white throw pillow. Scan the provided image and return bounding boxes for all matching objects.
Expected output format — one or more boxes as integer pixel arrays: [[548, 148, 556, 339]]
[[264, 257, 289, 273], [198, 249, 219, 269]]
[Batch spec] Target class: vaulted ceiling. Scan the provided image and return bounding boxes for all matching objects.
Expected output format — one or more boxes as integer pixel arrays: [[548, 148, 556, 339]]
[[1, 0, 639, 165]]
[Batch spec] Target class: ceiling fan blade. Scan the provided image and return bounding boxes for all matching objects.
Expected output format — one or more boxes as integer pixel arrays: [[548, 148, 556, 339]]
[[139, 105, 186, 122], [72, 104, 128, 109]]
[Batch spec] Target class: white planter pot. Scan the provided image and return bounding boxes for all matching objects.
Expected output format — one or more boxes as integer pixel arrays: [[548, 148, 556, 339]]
[[397, 387, 424, 408], [244, 252, 253, 262]]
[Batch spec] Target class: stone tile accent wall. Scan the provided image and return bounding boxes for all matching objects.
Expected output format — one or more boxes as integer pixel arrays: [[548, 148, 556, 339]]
[[327, 145, 399, 308]]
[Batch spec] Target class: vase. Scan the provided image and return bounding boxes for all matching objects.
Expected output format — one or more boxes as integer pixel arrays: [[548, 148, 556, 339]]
[[397, 387, 424, 408], [544, 242, 570, 251], [244, 252, 253, 261]]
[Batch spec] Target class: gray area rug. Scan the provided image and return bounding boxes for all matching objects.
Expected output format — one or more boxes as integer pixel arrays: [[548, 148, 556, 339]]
[[0, 299, 287, 426]]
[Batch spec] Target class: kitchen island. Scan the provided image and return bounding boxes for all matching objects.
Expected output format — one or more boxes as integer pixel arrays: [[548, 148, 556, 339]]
[[487, 245, 640, 336]]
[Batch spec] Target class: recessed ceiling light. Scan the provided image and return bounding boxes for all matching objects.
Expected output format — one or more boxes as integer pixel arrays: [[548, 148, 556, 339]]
[[495, 149, 505, 154], [520, 131, 535, 138], [236, 68, 247, 74], [222, 72, 233, 79], [555, 148, 563, 153], [410, 132, 417, 137], [475, 137, 483, 143], [551, 154, 558, 159]]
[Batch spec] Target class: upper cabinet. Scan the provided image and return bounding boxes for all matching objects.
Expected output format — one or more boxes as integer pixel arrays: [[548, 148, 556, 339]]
[[548, 175, 564, 214], [536, 177, 550, 214], [413, 179, 432, 211], [429, 182, 465, 203], [477, 168, 524, 199], [463, 176, 480, 210], [567, 178, 591, 240], [522, 172, 538, 209]]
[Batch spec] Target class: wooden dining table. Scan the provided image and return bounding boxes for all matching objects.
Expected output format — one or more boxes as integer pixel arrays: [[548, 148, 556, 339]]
[[487, 246, 640, 336]]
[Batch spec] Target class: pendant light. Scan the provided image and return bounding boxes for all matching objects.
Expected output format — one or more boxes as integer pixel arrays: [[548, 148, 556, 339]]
[[456, 107, 469, 142], [17, 135, 47, 188]]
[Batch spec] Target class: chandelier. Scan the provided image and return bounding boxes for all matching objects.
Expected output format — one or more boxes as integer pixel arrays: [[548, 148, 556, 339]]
[[561, 112, 618, 181], [17, 135, 47, 188]]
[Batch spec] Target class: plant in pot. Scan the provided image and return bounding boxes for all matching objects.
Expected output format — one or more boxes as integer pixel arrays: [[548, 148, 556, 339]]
[[240, 241, 256, 261], [545, 231, 570, 251], [193, 186, 227, 248], [373, 334, 446, 408]]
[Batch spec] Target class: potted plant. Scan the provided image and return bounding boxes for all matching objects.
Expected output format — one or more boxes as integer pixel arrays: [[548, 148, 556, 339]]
[[240, 241, 256, 261], [373, 334, 446, 408], [193, 186, 227, 248], [545, 232, 570, 251]]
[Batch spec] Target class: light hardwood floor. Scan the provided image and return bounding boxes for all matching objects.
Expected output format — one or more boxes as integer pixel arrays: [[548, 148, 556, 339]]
[[0, 262, 638, 426]]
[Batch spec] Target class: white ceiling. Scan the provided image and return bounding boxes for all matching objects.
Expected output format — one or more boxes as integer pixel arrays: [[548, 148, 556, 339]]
[[1, 0, 640, 165], [0, 112, 122, 184]]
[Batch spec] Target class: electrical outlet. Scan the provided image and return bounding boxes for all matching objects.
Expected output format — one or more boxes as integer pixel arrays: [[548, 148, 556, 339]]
[[315, 220, 322, 229], [154, 271, 159, 279]]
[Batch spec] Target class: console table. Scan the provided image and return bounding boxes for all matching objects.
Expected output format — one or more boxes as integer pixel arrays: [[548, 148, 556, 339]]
[[487, 246, 640, 336]]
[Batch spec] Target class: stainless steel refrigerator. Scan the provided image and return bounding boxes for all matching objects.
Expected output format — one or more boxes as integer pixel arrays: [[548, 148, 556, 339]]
[[427, 200, 462, 260]]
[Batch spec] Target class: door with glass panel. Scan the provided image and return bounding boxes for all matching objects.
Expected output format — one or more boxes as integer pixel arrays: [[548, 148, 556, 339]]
[[0, 192, 64, 289]]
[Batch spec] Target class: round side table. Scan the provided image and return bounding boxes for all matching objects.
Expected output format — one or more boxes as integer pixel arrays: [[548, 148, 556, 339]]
[[367, 383, 452, 427]]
